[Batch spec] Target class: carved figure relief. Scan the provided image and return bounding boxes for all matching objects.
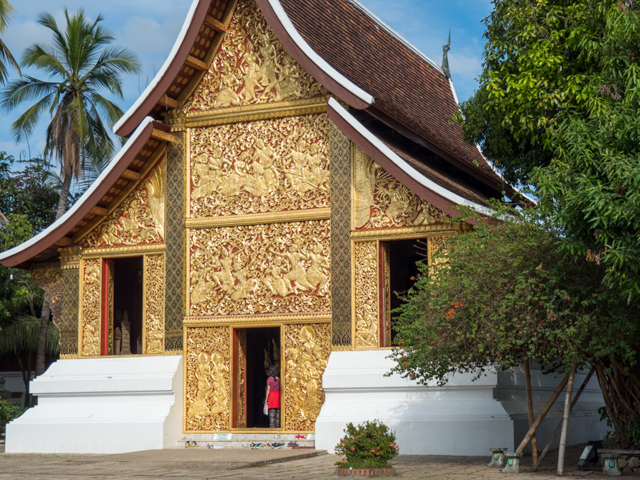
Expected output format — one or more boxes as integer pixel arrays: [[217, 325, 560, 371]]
[[185, 326, 231, 432], [354, 242, 379, 349], [80, 259, 101, 356], [354, 149, 446, 230], [185, 0, 326, 111], [82, 159, 166, 249], [283, 323, 330, 432], [190, 115, 330, 217], [189, 221, 331, 316], [144, 254, 165, 354]]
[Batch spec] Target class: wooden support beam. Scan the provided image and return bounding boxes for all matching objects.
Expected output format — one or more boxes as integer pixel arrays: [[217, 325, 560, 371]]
[[54, 236, 73, 247], [185, 54, 207, 71], [157, 94, 178, 110], [121, 169, 141, 181], [151, 128, 174, 143], [204, 15, 226, 32], [89, 206, 109, 217]]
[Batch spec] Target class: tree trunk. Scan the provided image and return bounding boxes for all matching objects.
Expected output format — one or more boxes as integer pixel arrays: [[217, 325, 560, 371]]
[[35, 299, 50, 377], [56, 174, 72, 219]]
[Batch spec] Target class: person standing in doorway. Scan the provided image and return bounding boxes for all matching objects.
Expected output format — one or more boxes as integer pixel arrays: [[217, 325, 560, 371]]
[[265, 365, 281, 428]]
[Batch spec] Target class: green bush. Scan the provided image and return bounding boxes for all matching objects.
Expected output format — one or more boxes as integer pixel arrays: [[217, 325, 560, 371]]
[[0, 399, 22, 431], [335, 420, 399, 469]]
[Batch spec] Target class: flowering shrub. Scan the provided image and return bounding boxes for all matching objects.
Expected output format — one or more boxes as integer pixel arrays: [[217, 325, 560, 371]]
[[335, 420, 399, 469], [0, 399, 22, 432]]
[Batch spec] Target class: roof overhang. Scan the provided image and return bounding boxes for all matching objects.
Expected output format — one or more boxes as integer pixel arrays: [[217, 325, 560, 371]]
[[0, 118, 171, 269]]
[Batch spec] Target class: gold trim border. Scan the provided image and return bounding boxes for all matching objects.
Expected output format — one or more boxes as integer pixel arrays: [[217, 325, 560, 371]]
[[351, 224, 462, 241], [185, 209, 331, 229], [82, 243, 167, 258], [184, 313, 331, 327], [179, 97, 329, 128]]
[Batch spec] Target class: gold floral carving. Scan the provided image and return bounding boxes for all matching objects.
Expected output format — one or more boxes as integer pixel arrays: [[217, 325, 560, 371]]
[[189, 221, 331, 316], [236, 329, 247, 428], [428, 234, 455, 266], [185, 326, 231, 432], [144, 254, 165, 354], [59, 246, 82, 269], [354, 242, 379, 349], [353, 149, 447, 230], [283, 323, 330, 432], [189, 115, 330, 217], [82, 159, 166, 249], [32, 264, 62, 328], [80, 259, 101, 356], [185, 0, 326, 112]]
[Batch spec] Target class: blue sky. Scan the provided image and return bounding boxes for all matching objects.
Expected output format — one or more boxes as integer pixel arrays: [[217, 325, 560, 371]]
[[0, 0, 492, 162]]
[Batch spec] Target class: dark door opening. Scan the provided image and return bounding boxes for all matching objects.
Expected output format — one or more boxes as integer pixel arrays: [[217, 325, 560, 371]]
[[385, 239, 425, 345], [243, 327, 280, 429], [112, 256, 143, 355]]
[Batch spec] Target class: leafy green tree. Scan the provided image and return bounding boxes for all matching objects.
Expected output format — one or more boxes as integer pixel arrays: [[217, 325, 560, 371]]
[[1, 9, 140, 219], [458, 0, 640, 298], [389, 206, 640, 447], [0, 0, 20, 84]]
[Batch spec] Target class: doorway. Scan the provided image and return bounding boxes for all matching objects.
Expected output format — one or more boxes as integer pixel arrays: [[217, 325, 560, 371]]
[[110, 256, 143, 355], [381, 239, 425, 346], [233, 326, 281, 429]]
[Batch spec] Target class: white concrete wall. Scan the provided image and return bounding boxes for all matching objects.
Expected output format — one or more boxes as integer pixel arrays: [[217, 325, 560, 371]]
[[5, 355, 183, 454], [315, 350, 608, 456]]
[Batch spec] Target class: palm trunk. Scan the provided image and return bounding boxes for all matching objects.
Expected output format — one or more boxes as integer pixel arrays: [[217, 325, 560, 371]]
[[35, 299, 50, 377], [56, 174, 72, 219]]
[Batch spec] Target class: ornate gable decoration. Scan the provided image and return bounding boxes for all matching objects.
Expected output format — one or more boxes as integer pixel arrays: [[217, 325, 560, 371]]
[[185, 0, 327, 112], [82, 159, 166, 249], [353, 148, 447, 230]]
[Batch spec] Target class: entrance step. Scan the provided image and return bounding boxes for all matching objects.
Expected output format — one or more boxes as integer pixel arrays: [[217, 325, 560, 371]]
[[177, 433, 315, 450]]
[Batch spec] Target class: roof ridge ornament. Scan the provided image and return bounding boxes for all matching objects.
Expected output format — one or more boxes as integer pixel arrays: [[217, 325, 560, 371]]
[[442, 30, 451, 79]]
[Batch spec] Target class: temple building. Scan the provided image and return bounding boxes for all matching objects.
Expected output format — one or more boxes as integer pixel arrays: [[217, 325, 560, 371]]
[[0, 0, 605, 454]]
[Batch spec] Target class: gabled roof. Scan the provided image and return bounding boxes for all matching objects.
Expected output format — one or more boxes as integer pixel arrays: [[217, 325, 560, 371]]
[[0, 118, 171, 268]]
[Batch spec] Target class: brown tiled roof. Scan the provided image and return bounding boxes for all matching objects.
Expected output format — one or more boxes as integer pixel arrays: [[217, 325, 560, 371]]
[[278, 0, 502, 185]]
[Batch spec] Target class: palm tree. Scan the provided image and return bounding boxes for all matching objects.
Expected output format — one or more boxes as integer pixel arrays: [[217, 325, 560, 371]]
[[1, 9, 140, 219], [0, 0, 20, 84]]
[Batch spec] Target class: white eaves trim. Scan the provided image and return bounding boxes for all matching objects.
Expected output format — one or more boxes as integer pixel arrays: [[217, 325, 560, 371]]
[[0, 117, 156, 262], [113, 0, 200, 135], [269, 0, 375, 107], [328, 97, 493, 216]]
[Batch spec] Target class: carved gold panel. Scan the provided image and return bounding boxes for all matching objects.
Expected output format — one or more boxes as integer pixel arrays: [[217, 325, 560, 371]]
[[185, 0, 327, 112], [82, 159, 166, 249], [188, 220, 331, 316], [283, 323, 331, 432], [353, 148, 447, 230], [79, 259, 101, 357], [144, 254, 165, 355], [353, 241, 379, 349], [189, 114, 330, 217], [428, 234, 455, 265], [184, 326, 231, 432], [32, 263, 62, 328]]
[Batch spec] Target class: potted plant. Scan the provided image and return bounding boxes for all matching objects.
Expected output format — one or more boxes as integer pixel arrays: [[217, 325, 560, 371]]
[[335, 420, 399, 476]]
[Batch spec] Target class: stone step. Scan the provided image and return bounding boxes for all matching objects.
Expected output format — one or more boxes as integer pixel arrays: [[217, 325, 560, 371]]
[[177, 433, 315, 450]]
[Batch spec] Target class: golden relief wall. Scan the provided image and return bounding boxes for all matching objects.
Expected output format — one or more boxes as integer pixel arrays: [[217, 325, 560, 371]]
[[353, 242, 379, 349], [188, 220, 331, 316], [144, 254, 165, 354], [184, 326, 231, 432], [283, 323, 331, 432], [82, 159, 166, 249], [185, 0, 326, 112], [189, 115, 330, 217], [353, 148, 446, 230], [79, 259, 101, 356]]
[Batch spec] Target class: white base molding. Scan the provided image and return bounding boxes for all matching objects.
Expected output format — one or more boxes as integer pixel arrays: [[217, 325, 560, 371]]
[[315, 350, 608, 456], [5, 355, 183, 454]]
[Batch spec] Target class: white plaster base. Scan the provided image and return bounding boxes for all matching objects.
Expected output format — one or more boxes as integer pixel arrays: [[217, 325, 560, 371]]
[[5, 355, 183, 454], [315, 351, 608, 456]]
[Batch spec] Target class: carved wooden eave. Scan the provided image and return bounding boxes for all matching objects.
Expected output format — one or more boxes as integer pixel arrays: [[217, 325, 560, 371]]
[[114, 0, 239, 137], [0, 118, 171, 269], [327, 98, 491, 224]]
